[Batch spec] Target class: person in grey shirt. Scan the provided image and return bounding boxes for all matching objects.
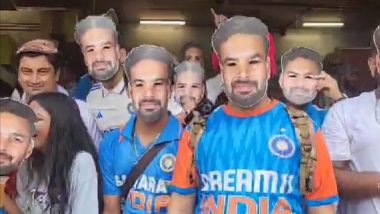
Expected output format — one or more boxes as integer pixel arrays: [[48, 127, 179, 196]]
[[14, 93, 101, 214]]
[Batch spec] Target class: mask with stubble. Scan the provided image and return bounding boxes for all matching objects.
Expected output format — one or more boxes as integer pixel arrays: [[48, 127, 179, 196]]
[[224, 78, 268, 108], [136, 98, 164, 122]]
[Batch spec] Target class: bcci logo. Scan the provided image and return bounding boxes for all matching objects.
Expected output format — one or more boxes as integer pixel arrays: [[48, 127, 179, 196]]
[[159, 154, 176, 173], [268, 135, 296, 159]]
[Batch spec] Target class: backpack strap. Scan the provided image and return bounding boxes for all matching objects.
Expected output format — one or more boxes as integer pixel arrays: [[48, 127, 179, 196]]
[[285, 104, 317, 195], [187, 110, 206, 184]]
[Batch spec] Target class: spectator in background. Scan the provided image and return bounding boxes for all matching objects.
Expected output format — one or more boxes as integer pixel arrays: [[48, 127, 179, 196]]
[[14, 92, 101, 213], [322, 25, 380, 214], [337, 64, 361, 98], [180, 41, 205, 67], [14, 39, 101, 147]]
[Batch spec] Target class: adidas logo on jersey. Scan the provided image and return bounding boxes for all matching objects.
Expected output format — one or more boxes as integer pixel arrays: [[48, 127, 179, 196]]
[[96, 111, 103, 119]]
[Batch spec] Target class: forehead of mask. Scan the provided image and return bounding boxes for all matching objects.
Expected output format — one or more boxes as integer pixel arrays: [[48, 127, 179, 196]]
[[0, 112, 33, 141], [219, 34, 267, 67], [129, 58, 170, 87], [79, 28, 118, 53], [282, 57, 320, 79], [175, 70, 203, 87], [18, 55, 57, 94]]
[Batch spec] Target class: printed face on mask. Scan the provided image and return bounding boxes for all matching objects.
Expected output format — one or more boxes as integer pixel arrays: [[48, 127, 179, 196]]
[[280, 57, 320, 105], [219, 34, 269, 108], [174, 70, 205, 112], [0, 112, 34, 175], [128, 59, 171, 122], [80, 28, 120, 81]]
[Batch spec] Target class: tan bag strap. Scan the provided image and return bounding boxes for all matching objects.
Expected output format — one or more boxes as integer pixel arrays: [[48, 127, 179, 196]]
[[285, 104, 317, 195], [187, 111, 206, 184]]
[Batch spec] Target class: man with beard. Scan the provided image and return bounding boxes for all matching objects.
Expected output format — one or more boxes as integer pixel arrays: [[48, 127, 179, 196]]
[[279, 47, 344, 128], [168, 16, 338, 214], [322, 26, 380, 214], [173, 61, 214, 125], [0, 99, 36, 213], [75, 15, 133, 134], [99, 45, 183, 213]]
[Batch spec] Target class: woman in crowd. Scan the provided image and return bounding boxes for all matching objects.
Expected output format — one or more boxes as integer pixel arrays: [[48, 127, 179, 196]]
[[14, 92, 101, 213]]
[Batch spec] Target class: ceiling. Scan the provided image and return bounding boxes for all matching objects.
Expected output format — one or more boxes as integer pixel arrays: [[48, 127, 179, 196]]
[[1, 0, 379, 32]]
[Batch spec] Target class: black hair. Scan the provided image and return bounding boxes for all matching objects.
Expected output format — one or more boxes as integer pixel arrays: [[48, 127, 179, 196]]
[[0, 98, 36, 136], [180, 41, 204, 61], [16, 52, 61, 72], [27, 92, 102, 213], [281, 47, 323, 72]]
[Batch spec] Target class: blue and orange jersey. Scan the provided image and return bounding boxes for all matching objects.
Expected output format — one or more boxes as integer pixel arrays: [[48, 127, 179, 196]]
[[171, 100, 338, 214], [305, 103, 327, 130], [99, 114, 182, 213]]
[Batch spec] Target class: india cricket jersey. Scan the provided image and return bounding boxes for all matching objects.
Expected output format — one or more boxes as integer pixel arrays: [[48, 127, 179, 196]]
[[171, 100, 338, 214], [99, 114, 182, 213], [305, 103, 327, 130]]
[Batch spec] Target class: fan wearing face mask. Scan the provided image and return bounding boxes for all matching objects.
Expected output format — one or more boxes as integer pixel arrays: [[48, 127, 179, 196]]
[[279, 47, 344, 128]]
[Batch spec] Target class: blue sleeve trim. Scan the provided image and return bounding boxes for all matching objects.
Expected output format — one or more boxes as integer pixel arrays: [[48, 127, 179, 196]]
[[306, 195, 339, 207], [169, 185, 196, 195]]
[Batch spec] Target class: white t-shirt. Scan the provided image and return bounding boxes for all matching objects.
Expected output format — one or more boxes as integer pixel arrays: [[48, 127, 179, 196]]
[[86, 80, 134, 134], [322, 91, 380, 214], [206, 74, 223, 104]]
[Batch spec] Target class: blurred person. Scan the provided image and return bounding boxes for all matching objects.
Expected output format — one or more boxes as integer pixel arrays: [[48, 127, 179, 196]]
[[99, 45, 183, 214], [169, 16, 337, 214], [322, 25, 380, 214], [337, 64, 361, 98], [13, 92, 101, 213], [180, 41, 205, 67], [15, 39, 101, 147]]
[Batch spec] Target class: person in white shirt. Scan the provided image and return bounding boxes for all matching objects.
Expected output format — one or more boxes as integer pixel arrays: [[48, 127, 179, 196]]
[[75, 14, 134, 134], [322, 26, 380, 214], [15, 39, 102, 148]]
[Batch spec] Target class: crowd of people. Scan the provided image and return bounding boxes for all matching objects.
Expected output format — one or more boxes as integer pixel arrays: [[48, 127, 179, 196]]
[[0, 8, 379, 214]]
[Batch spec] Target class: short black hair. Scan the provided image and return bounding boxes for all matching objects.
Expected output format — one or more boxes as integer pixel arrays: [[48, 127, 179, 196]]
[[212, 16, 269, 57], [16, 52, 61, 72], [281, 47, 323, 72], [180, 41, 204, 60], [0, 98, 37, 136]]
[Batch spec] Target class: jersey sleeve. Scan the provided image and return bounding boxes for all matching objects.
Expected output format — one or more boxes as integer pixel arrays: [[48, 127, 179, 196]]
[[322, 102, 351, 161], [70, 152, 99, 213], [170, 129, 198, 195], [99, 130, 122, 196], [304, 129, 339, 207]]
